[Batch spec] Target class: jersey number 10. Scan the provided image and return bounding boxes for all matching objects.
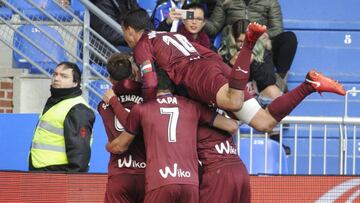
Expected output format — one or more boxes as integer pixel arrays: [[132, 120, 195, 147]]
[[162, 34, 197, 56]]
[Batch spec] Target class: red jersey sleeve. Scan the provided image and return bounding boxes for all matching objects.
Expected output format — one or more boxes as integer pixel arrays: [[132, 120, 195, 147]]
[[134, 34, 158, 101], [125, 104, 142, 136]]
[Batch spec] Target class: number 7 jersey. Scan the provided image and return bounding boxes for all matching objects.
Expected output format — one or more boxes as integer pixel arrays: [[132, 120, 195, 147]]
[[125, 94, 216, 193]]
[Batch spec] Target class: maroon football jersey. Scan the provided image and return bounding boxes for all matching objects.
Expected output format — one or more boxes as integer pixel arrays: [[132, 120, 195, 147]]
[[197, 126, 241, 172], [126, 94, 216, 192], [133, 31, 225, 101], [98, 80, 146, 177]]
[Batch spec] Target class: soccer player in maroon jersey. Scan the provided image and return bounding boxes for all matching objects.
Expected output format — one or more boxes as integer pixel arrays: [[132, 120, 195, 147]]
[[121, 8, 266, 116], [106, 70, 239, 203], [120, 9, 346, 129], [197, 123, 250, 203], [98, 53, 145, 203]]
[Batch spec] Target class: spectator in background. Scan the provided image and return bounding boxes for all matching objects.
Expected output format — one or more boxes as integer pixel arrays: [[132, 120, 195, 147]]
[[90, 0, 139, 50], [151, 0, 192, 29], [219, 19, 282, 105], [29, 62, 95, 172], [157, 3, 211, 49], [204, 0, 298, 92], [99, 53, 145, 203]]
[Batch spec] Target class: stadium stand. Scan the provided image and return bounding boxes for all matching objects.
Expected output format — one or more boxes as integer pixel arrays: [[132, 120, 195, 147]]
[[279, 0, 360, 30], [88, 79, 111, 110], [13, 24, 68, 74], [137, 0, 157, 16], [7, 0, 73, 22], [0, 5, 12, 20], [71, 0, 85, 19], [239, 138, 289, 174]]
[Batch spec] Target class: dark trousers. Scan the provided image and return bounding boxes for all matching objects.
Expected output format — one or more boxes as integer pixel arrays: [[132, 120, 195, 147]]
[[271, 31, 298, 77]]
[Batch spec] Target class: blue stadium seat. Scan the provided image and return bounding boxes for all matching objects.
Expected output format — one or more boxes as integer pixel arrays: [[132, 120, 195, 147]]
[[137, 0, 156, 16], [71, 0, 84, 19], [8, 0, 73, 22], [13, 24, 68, 74], [213, 32, 222, 50], [288, 30, 360, 83], [76, 31, 109, 77], [279, 0, 360, 30], [88, 80, 111, 110], [239, 138, 289, 174], [0, 5, 13, 20]]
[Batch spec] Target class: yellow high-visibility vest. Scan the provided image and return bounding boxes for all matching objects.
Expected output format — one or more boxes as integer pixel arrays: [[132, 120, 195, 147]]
[[30, 96, 90, 168]]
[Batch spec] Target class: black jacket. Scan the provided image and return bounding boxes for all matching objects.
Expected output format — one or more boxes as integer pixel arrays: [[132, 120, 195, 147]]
[[90, 0, 139, 46], [29, 87, 95, 172]]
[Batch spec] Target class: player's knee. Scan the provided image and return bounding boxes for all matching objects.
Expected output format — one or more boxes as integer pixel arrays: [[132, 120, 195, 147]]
[[253, 122, 275, 133], [227, 100, 243, 111]]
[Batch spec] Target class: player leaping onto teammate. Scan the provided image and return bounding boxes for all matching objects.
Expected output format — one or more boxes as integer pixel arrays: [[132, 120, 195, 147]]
[[120, 8, 346, 128]]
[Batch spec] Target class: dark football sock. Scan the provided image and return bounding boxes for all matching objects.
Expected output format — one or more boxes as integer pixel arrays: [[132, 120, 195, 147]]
[[229, 42, 252, 90], [267, 83, 314, 122]]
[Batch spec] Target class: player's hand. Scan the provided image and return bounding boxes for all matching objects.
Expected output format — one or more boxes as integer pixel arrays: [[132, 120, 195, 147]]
[[166, 8, 182, 24], [102, 89, 116, 104]]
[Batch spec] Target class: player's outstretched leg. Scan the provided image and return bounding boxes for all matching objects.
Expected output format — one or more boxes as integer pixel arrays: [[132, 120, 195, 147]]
[[267, 69, 346, 122]]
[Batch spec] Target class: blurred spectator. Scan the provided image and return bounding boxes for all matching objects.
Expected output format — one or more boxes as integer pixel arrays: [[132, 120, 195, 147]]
[[29, 62, 95, 172], [90, 0, 139, 49], [219, 19, 282, 104], [204, 0, 297, 92], [151, 0, 192, 29], [157, 3, 211, 49], [199, 0, 217, 18]]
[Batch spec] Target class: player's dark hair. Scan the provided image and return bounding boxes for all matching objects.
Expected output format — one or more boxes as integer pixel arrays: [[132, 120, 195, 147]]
[[106, 53, 133, 81], [157, 69, 174, 92], [57, 61, 81, 84], [122, 8, 152, 32]]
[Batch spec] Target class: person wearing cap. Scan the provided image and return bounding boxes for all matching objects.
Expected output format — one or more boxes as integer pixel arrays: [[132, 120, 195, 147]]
[[29, 62, 95, 172]]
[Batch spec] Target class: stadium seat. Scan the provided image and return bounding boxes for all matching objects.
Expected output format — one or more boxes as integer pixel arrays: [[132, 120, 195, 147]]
[[279, 0, 360, 30], [137, 0, 157, 16], [8, 0, 73, 22], [239, 138, 289, 174], [0, 5, 13, 20], [13, 24, 68, 74], [213, 32, 222, 50], [288, 30, 360, 83], [76, 31, 109, 77], [71, 0, 85, 19], [88, 80, 111, 110]]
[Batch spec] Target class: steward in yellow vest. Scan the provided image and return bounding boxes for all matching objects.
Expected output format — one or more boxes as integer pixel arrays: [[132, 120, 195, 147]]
[[29, 62, 95, 172]]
